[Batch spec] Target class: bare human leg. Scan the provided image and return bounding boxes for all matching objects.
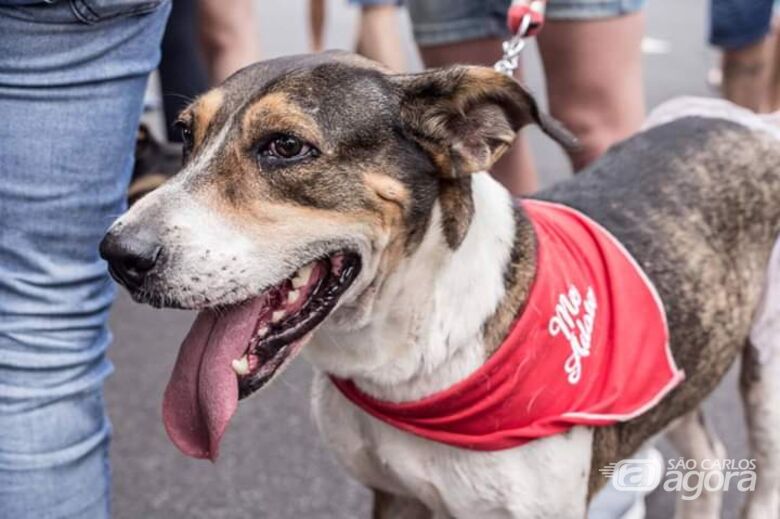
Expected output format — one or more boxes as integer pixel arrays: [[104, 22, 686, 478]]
[[310, 0, 327, 53], [356, 4, 407, 72], [722, 36, 775, 113], [199, 0, 261, 84], [537, 12, 646, 171]]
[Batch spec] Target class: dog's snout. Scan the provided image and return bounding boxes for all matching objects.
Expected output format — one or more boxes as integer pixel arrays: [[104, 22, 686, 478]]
[[99, 228, 162, 290]]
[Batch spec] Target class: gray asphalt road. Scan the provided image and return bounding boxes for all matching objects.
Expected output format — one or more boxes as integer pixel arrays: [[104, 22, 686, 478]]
[[107, 1, 753, 517]]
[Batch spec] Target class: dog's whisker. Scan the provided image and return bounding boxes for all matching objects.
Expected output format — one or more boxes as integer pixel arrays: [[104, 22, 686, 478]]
[[161, 91, 196, 104]]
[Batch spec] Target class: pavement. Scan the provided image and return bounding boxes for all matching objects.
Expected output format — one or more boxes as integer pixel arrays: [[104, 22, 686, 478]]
[[107, 0, 753, 517]]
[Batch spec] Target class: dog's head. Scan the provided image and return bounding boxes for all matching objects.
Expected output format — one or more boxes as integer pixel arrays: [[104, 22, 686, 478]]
[[100, 52, 572, 459]]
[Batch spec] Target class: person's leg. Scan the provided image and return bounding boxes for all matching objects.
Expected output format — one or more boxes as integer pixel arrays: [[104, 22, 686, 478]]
[[407, 0, 538, 194], [0, 2, 170, 517], [159, 0, 210, 142], [710, 0, 775, 112], [310, 0, 327, 52], [199, 0, 261, 83], [722, 38, 775, 112], [354, 1, 407, 72], [538, 3, 646, 171], [768, 29, 780, 112]]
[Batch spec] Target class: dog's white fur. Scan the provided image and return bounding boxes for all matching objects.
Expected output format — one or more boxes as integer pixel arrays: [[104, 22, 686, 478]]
[[307, 173, 515, 399], [310, 173, 593, 518]]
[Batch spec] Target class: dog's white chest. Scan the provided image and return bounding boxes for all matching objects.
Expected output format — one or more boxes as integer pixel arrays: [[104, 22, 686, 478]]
[[311, 372, 594, 519]]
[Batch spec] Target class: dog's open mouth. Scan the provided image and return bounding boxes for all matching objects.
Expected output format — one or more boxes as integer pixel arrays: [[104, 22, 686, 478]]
[[162, 251, 361, 460], [235, 252, 361, 398]]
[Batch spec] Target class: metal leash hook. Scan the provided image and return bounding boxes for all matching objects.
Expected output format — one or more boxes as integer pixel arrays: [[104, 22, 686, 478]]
[[494, 15, 532, 76], [494, 0, 545, 76]]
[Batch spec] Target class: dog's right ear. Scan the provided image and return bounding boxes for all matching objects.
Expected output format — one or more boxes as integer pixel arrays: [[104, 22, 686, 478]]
[[392, 66, 576, 178]]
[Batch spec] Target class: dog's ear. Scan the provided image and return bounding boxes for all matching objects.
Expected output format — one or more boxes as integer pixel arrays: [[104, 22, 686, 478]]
[[393, 66, 576, 178]]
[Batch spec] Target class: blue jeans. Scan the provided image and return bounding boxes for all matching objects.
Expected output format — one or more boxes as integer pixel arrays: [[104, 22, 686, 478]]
[[408, 0, 646, 46], [0, 1, 169, 517], [709, 0, 775, 50]]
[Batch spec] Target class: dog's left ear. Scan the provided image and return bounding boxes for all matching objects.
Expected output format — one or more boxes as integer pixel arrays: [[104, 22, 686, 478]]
[[393, 66, 576, 178]]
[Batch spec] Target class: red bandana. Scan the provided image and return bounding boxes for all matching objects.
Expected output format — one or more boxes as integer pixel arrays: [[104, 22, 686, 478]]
[[330, 200, 685, 451]]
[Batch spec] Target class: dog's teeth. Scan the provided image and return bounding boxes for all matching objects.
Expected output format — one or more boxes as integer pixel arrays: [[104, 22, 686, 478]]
[[287, 289, 300, 304], [272, 310, 285, 323], [291, 263, 314, 289], [256, 326, 269, 338], [231, 356, 250, 376]]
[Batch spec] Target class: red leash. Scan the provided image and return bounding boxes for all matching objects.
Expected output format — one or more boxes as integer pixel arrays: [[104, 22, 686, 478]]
[[507, 0, 546, 37]]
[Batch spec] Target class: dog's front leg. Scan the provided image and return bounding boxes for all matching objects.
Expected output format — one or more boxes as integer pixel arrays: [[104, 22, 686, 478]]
[[372, 489, 435, 519]]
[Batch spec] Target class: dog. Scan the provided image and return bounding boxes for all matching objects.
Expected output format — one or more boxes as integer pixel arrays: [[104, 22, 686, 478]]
[[100, 52, 780, 518]]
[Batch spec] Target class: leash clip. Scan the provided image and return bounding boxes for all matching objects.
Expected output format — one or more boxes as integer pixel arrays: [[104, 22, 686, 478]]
[[494, 0, 545, 76]]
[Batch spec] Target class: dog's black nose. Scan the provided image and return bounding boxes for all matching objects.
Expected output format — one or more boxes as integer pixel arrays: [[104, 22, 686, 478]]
[[99, 228, 161, 290]]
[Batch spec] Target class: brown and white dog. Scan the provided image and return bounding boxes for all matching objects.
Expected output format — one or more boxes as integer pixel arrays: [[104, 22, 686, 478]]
[[100, 52, 780, 518]]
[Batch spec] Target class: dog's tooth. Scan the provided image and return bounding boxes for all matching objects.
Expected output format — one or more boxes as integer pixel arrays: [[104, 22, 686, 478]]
[[291, 275, 305, 289], [287, 289, 300, 304], [256, 326, 269, 338], [231, 356, 250, 376], [291, 263, 314, 289], [272, 310, 285, 323]]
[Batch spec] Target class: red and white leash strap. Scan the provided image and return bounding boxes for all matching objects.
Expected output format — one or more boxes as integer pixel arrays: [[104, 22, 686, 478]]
[[494, 0, 546, 76]]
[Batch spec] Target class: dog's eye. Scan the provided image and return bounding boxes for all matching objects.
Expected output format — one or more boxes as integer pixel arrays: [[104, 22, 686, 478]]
[[174, 120, 194, 163], [272, 136, 304, 158], [259, 134, 317, 164]]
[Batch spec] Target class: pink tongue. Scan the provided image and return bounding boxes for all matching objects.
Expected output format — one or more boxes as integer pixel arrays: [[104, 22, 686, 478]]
[[162, 297, 266, 461]]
